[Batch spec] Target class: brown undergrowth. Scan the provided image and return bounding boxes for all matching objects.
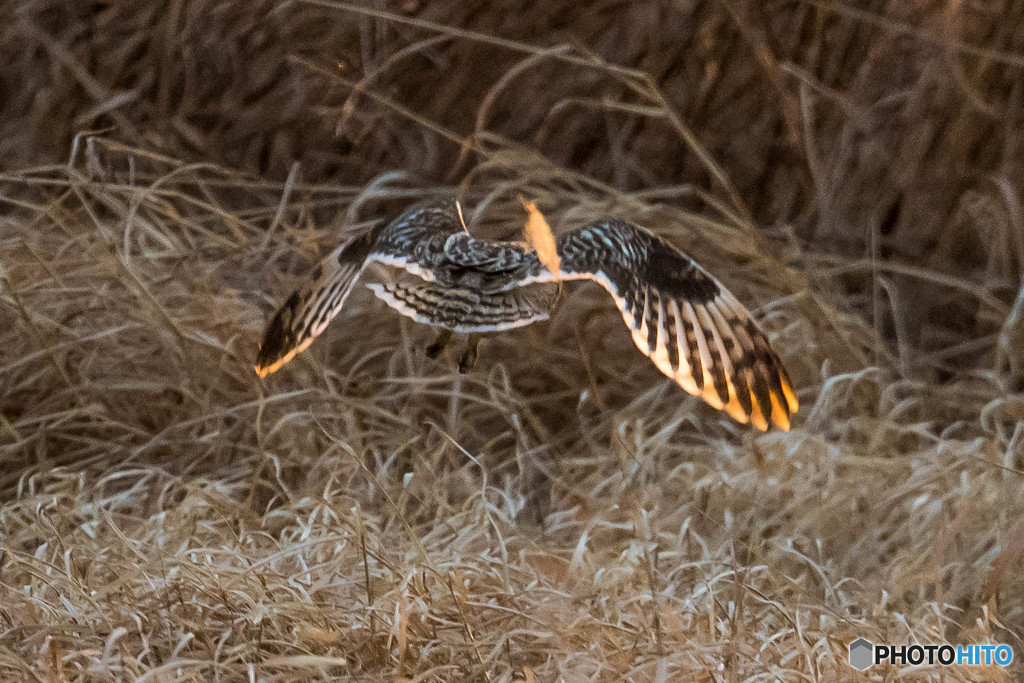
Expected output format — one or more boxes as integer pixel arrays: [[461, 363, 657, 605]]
[[2, 1, 1024, 680]]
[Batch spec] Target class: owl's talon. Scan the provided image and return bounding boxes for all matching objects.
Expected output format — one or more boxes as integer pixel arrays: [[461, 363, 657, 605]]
[[426, 329, 453, 359], [458, 335, 480, 373]]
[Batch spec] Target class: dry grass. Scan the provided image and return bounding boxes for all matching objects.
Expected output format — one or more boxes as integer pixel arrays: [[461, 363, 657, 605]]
[[2, 1, 1024, 681]]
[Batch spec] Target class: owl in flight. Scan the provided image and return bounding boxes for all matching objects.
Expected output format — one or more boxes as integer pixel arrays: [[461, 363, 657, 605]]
[[255, 197, 798, 430]]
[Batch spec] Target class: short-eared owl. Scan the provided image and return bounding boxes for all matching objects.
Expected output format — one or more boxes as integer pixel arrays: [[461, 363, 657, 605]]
[[256, 197, 798, 430]]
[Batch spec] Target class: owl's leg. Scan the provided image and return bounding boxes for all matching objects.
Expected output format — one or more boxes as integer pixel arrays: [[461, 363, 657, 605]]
[[425, 329, 453, 359], [458, 334, 481, 374]]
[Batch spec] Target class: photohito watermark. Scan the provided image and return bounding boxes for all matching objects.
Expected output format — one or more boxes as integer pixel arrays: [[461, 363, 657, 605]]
[[848, 638, 1014, 671]]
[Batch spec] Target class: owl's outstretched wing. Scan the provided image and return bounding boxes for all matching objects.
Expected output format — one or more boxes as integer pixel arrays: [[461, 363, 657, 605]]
[[551, 219, 798, 430], [255, 198, 462, 377], [254, 229, 377, 377]]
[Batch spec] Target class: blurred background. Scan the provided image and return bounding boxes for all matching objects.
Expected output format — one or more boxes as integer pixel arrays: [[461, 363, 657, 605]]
[[5, 0, 1023, 362], [3, 1, 1024, 680]]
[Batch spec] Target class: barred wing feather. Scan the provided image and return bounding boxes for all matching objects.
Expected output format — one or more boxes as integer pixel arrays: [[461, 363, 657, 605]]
[[255, 199, 462, 376], [553, 219, 798, 430], [255, 230, 377, 377]]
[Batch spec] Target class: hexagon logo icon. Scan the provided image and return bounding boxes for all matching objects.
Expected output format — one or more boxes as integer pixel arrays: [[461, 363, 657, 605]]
[[849, 638, 874, 671]]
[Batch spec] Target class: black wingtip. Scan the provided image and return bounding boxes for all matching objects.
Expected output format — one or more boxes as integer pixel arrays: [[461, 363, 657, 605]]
[[254, 293, 299, 377]]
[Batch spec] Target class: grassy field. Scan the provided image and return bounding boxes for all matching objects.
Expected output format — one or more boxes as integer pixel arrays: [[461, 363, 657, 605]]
[[2, 1, 1024, 680]]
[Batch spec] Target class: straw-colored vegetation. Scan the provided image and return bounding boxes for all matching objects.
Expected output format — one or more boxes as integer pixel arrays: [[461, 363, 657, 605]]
[[2, 1, 1023, 680]]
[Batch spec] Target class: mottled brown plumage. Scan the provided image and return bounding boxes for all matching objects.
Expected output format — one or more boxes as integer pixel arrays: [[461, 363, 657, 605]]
[[256, 197, 798, 430]]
